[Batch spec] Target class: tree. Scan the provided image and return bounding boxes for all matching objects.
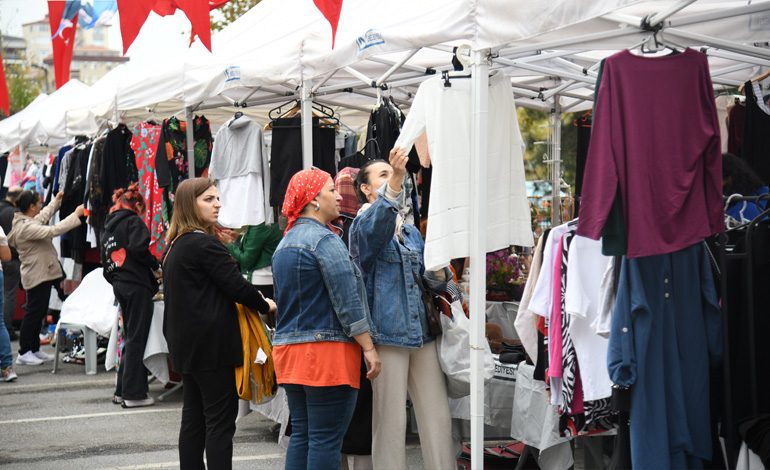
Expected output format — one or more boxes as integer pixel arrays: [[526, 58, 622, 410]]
[[211, 0, 261, 32], [516, 106, 577, 188], [3, 61, 43, 118]]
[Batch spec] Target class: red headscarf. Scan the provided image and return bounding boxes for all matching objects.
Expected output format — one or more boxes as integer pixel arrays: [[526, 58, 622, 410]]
[[282, 168, 331, 234]]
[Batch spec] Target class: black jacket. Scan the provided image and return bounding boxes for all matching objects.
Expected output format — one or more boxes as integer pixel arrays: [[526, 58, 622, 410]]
[[0, 200, 18, 260], [101, 209, 159, 293], [163, 231, 269, 373]]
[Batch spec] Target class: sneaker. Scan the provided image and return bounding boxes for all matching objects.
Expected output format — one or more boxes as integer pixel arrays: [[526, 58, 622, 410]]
[[33, 350, 55, 362], [122, 397, 155, 408], [16, 351, 44, 366], [1, 367, 17, 382], [112, 395, 123, 405]]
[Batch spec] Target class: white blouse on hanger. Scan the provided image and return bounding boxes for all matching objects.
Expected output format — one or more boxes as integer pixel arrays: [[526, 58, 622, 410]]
[[210, 116, 272, 228], [395, 73, 533, 271]]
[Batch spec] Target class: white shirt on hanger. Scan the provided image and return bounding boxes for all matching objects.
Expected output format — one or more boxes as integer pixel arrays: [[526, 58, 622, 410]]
[[210, 116, 273, 227], [395, 73, 533, 270], [527, 222, 571, 318], [564, 235, 612, 401]]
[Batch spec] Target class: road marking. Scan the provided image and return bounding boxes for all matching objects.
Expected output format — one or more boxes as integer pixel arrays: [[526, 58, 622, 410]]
[[0, 378, 115, 392], [97, 454, 286, 469], [94, 445, 422, 469], [0, 408, 178, 425]]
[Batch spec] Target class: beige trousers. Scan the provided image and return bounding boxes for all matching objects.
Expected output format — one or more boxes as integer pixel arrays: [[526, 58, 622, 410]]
[[371, 342, 455, 470]]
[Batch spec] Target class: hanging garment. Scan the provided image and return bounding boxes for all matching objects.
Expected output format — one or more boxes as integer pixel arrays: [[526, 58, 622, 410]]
[[365, 103, 402, 160], [721, 224, 770, 461], [727, 102, 746, 157], [742, 83, 770, 183], [608, 242, 722, 469], [574, 114, 591, 214], [131, 123, 167, 260], [60, 144, 91, 263], [162, 116, 187, 188], [101, 124, 139, 218], [193, 115, 213, 177], [564, 235, 613, 401], [577, 49, 723, 258], [210, 116, 272, 227], [395, 73, 533, 270], [87, 137, 107, 242], [269, 116, 337, 208]]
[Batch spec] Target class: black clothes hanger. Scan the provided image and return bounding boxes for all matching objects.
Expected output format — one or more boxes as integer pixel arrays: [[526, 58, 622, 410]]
[[229, 111, 244, 127], [268, 99, 300, 121]]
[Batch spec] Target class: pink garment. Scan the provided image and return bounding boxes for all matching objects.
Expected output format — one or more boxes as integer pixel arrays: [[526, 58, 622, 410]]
[[548, 234, 565, 383], [572, 363, 585, 414]]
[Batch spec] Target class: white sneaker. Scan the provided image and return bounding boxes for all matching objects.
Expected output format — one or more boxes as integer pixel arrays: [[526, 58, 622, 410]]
[[33, 350, 55, 362], [16, 351, 44, 366]]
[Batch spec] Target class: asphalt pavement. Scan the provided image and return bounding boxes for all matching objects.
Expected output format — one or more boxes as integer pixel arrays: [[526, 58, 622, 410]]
[[0, 340, 428, 469]]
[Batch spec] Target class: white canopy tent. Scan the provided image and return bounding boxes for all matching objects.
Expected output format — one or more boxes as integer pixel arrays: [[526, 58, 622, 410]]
[[1, 2, 769, 465]]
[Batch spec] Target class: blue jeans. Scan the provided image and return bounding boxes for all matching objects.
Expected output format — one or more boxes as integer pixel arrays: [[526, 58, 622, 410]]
[[283, 384, 358, 470], [0, 271, 10, 368]]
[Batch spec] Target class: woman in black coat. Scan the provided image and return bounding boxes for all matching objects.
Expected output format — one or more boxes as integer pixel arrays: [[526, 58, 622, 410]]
[[163, 178, 276, 470]]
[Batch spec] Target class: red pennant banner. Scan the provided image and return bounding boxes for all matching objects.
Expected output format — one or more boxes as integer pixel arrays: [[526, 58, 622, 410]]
[[117, 0, 227, 54], [313, 0, 343, 48]]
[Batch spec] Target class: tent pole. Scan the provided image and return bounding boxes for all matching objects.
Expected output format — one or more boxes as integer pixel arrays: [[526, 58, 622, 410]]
[[376, 48, 420, 87], [665, 29, 770, 60], [647, 0, 698, 27], [551, 96, 562, 226], [300, 80, 313, 170], [469, 48, 490, 470], [703, 48, 770, 68], [185, 107, 195, 179]]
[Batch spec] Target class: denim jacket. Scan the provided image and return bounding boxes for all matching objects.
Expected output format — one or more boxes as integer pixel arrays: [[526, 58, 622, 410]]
[[272, 218, 370, 346], [349, 184, 432, 348]]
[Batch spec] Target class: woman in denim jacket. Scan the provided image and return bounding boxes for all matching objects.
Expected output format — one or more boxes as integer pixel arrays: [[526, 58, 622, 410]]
[[272, 168, 381, 470], [349, 149, 455, 470]]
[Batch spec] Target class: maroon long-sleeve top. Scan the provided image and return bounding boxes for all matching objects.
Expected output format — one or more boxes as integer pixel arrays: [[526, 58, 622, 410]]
[[576, 48, 724, 258]]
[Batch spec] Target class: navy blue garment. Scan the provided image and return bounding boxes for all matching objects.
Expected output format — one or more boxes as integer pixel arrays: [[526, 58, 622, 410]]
[[608, 242, 722, 469]]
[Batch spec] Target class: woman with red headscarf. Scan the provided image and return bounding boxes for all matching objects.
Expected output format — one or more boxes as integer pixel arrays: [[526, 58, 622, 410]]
[[272, 168, 380, 470], [101, 183, 161, 408]]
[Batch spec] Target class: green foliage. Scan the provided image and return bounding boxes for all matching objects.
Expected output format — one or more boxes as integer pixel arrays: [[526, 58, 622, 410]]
[[3, 61, 43, 118], [211, 0, 261, 32], [516, 106, 578, 189]]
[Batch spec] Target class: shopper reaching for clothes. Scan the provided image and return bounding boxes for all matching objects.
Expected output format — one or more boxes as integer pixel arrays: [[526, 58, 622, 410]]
[[349, 147, 455, 470], [8, 190, 84, 367]]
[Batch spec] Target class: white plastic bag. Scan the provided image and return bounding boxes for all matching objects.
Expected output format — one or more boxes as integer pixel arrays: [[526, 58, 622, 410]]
[[437, 299, 495, 398]]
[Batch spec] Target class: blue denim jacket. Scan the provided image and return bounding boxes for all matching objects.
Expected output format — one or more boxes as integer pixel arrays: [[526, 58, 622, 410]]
[[272, 218, 370, 346], [349, 185, 433, 348]]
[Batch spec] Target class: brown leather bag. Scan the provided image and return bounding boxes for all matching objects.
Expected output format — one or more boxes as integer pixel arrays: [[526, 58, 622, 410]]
[[412, 271, 442, 336]]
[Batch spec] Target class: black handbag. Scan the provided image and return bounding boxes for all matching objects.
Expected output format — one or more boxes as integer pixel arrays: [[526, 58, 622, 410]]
[[412, 271, 442, 336]]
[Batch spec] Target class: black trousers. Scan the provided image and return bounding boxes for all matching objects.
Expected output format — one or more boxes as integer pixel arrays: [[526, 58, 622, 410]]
[[114, 282, 154, 400], [179, 367, 238, 470], [2, 258, 19, 335], [19, 280, 54, 354]]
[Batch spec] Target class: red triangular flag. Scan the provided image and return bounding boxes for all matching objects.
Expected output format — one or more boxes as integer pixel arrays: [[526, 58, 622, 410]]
[[176, 0, 213, 51], [48, 1, 79, 89], [0, 53, 9, 117], [313, 0, 343, 48], [117, 0, 156, 54]]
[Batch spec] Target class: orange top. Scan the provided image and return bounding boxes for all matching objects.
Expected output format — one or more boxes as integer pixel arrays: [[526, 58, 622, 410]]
[[273, 341, 362, 389]]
